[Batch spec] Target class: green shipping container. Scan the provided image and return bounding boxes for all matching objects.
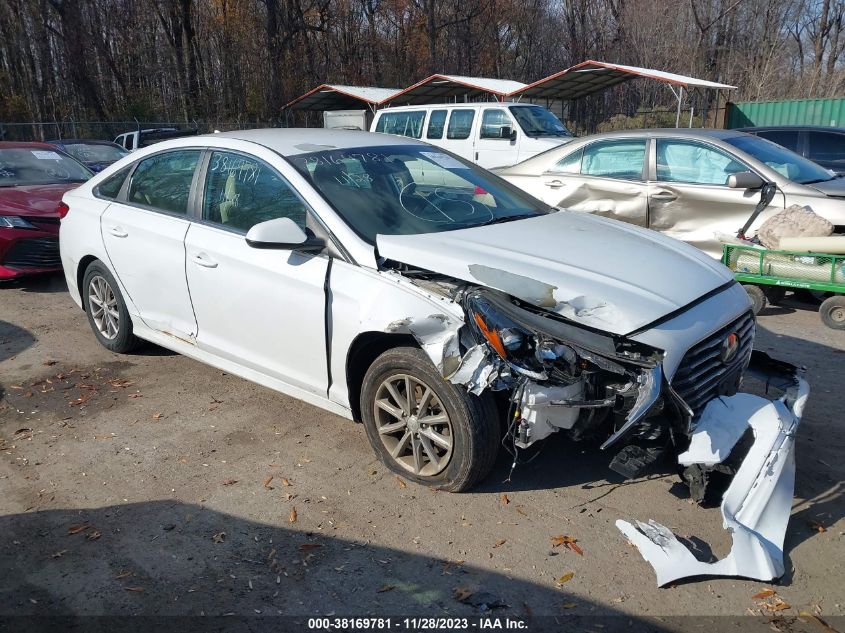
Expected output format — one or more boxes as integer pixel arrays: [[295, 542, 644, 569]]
[[726, 98, 845, 129]]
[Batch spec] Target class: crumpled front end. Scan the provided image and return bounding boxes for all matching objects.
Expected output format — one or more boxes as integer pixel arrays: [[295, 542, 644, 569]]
[[617, 352, 808, 586]]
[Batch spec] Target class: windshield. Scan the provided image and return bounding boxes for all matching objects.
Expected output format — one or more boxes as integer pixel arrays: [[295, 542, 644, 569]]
[[62, 143, 128, 164], [289, 145, 549, 243], [725, 135, 835, 185], [509, 106, 571, 138], [0, 148, 92, 187]]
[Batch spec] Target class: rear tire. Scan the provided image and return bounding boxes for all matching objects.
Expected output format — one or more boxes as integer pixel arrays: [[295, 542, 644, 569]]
[[361, 346, 499, 492], [743, 284, 767, 315], [820, 295, 845, 330], [82, 261, 141, 353], [763, 286, 786, 305]]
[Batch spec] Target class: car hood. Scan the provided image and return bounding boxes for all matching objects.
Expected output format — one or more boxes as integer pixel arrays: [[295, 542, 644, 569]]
[[803, 176, 845, 197], [0, 183, 80, 217], [376, 211, 734, 335]]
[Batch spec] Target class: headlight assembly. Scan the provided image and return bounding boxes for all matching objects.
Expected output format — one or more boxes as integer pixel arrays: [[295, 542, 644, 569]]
[[0, 216, 36, 229]]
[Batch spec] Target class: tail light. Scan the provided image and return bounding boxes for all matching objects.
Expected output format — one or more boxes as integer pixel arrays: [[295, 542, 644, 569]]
[[58, 201, 70, 219]]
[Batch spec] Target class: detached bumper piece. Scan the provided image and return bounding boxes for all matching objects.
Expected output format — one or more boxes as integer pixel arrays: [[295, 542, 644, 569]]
[[616, 351, 809, 586]]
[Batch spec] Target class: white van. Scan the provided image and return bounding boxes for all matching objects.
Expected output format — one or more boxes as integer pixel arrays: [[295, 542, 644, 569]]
[[370, 103, 573, 168]]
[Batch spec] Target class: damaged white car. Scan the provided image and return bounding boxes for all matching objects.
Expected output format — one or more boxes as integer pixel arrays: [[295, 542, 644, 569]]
[[59, 129, 808, 584]]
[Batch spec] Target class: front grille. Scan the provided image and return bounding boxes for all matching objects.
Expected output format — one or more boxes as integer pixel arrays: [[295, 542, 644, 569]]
[[28, 216, 61, 227], [2, 237, 61, 269], [672, 311, 755, 417]]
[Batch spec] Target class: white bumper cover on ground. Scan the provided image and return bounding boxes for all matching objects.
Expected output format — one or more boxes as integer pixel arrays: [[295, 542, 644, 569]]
[[617, 377, 809, 586]]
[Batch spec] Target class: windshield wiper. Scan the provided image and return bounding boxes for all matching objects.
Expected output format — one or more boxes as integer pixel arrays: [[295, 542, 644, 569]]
[[475, 214, 534, 227]]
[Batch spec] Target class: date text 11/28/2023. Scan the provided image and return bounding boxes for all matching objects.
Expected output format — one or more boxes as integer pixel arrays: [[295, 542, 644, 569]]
[[307, 617, 529, 630]]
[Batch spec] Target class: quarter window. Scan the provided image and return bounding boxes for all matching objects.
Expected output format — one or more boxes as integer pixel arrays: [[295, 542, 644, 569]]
[[95, 166, 131, 200], [656, 139, 746, 185], [427, 110, 447, 139], [552, 148, 583, 174], [375, 111, 426, 139], [447, 110, 475, 140], [203, 151, 308, 232], [480, 109, 512, 139], [581, 140, 646, 180], [127, 150, 200, 214]]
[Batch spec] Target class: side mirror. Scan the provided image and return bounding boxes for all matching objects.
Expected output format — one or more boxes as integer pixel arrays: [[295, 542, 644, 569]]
[[500, 126, 517, 141], [245, 217, 325, 252], [728, 171, 764, 189]]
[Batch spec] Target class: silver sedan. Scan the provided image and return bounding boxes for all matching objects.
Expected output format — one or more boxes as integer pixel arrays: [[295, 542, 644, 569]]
[[494, 129, 845, 257]]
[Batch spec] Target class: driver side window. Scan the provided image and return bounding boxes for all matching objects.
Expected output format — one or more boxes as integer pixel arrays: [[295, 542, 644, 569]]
[[202, 151, 308, 232], [656, 139, 747, 185]]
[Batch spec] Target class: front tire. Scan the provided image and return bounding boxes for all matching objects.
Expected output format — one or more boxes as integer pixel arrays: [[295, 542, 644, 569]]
[[361, 346, 499, 492], [820, 295, 845, 330], [82, 261, 140, 353]]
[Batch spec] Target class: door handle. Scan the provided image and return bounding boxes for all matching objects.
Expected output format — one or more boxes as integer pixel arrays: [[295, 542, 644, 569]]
[[545, 180, 564, 189], [191, 253, 218, 268], [108, 226, 128, 238], [651, 190, 677, 201]]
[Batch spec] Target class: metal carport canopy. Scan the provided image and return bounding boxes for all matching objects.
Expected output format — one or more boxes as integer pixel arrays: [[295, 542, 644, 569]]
[[509, 60, 736, 101], [284, 84, 402, 110], [382, 74, 527, 106]]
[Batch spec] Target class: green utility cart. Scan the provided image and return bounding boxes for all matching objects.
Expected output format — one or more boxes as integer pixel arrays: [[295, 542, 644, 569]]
[[722, 244, 845, 329]]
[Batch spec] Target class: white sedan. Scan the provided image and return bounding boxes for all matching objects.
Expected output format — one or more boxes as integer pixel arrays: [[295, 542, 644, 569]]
[[60, 129, 807, 584]]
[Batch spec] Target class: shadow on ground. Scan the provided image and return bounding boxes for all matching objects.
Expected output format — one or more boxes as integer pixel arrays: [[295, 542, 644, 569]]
[[0, 273, 68, 294], [0, 500, 669, 630], [0, 319, 36, 364]]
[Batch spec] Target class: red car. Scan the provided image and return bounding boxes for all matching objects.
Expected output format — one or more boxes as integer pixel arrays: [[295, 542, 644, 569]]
[[0, 141, 91, 280]]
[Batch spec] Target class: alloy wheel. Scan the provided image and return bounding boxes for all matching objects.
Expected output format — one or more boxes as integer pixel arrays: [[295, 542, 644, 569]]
[[373, 373, 453, 476], [88, 275, 120, 340]]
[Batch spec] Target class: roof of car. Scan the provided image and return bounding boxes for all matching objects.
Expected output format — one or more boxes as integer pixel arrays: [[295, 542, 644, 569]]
[[0, 141, 63, 150], [209, 128, 428, 155], [736, 125, 845, 132], [574, 128, 746, 141]]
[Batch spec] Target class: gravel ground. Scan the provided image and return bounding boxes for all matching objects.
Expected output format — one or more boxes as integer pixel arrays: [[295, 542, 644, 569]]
[[1, 273, 843, 630]]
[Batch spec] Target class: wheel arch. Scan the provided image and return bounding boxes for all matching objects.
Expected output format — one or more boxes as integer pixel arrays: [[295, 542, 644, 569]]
[[76, 255, 100, 308], [345, 331, 419, 422]]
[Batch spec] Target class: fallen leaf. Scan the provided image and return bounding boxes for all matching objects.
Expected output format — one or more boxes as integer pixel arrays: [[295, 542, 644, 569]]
[[86, 529, 101, 541], [550, 535, 583, 555], [129, 393, 142, 399], [289, 507, 297, 523], [767, 598, 791, 612], [94, 434, 115, 440], [67, 523, 89, 535], [281, 478, 291, 486], [753, 588, 777, 600], [453, 586, 474, 602], [808, 520, 826, 533], [492, 539, 507, 548], [13, 428, 33, 440], [221, 479, 238, 486], [516, 506, 528, 517], [556, 572, 575, 585], [396, 476, 407, 489], [298, 543, 321, 550], [115, 570, 133, 579], [263, 475, 274, 489], [211, 532, 226, 544], [500, 493, 510, 505], [123, 587, 144, 593], [43, 360, 57, 366], [106, 379, 133, 388], [267, 547, 277, 561], [50, 550, 68, 559], [562, 603, 578, 609], [377, 584, 396, 593], [152, 413, 164, 420]]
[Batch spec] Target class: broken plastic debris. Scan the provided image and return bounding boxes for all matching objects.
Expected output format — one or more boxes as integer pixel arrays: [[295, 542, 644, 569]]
[[617, 377, 808, 586]]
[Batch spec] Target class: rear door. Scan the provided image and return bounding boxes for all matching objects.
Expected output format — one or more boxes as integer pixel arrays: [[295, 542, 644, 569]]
[[540, 138, 650, 226], [647, 138, 764, 257], [438, 109, 476, 162], [806, 130, 845, 174], [100, 149, 200, 340], [183, 149, 329, 394], [474, 107, 517, 168]]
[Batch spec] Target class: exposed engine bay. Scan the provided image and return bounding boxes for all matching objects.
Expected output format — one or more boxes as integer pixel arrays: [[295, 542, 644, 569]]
[[383, 260, 808, 586]]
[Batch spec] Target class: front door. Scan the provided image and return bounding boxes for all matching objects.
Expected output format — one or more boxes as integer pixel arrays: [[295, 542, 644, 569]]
[[648, 138, 776, 257], [475, 107, 517, 169], [184, 149, 329, 394], [101, 149, 200, 340]]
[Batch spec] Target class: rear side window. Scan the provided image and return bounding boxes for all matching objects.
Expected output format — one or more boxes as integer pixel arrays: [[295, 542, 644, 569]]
[[447, 110, 475, 140], [127, 150, 200, 215], [757, 130, 800, 153], [427, 110, 447, 139], [480, 109, 512, 139], [807, 131, 845, 161], [375, 111, 426, 139], [95, 166, 131, 200], [581, 139, 646, 180], [203, 151, 308, 232]]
